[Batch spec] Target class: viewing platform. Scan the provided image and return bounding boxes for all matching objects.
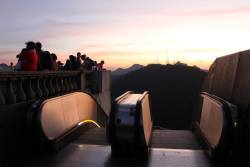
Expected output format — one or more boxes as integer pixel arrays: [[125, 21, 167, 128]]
[[0, 50, 250, 167]]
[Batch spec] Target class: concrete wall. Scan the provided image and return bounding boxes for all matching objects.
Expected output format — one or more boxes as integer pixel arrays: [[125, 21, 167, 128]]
[[88, 70, 111, 116], [94, 90, 111, 116], [202, 50, 250, 110], [231, 51, 250, 109]]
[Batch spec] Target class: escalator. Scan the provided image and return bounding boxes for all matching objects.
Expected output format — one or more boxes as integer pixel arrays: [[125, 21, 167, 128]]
[[25, 91, 238, 167]]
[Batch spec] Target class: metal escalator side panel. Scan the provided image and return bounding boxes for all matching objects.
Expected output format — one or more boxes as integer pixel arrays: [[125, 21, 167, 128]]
[[39, 94, 78, 140], [113, 94, 142, 144], [114, 105, 135, 144], [108, 91, 132, 144], [108, 91, 153, 157], [200, 95, 224, 149], [198, 92, 238, 161], [75, 92, 97, 124], [115, 91, 133, 103], [38, 92, 101, 141], [134, 91, 153, 147], [141, 94, 153, 146]]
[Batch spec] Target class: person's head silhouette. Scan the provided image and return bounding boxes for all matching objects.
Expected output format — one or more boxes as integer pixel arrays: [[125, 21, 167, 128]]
[[25, 41, 36, 49], [36, 42, 42, 50], [77, 52, 81, 58], [81, 54, 86, 60]]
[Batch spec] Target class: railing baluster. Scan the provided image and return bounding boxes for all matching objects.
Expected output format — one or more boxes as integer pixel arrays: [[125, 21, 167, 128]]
[[34, 77, 42, 99], [26, 77, 35, 100], [0, 80, 6, 105], [6, 78, 16, 104], [41, 77, 49, 98], [54, 77, 60, 95], [64, 77, 69, 93], [59, 76, 65, 94], [72, 76, 77, 90], [16, 78, 26, 102], [68, 76, 73, 91], [48, 76, 55, 96]]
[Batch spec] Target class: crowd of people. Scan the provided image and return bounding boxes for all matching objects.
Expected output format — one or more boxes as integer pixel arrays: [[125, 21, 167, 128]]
[[15, 41, 105, 71]]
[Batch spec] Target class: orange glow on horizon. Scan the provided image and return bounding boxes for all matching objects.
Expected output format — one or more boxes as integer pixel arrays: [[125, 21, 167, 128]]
[[54, 47, 244, 71]]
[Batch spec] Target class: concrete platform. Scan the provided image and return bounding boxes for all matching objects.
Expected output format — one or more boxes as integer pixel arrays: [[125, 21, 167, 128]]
[[26, 144, 213, 167], [24, 128, 219, 167]]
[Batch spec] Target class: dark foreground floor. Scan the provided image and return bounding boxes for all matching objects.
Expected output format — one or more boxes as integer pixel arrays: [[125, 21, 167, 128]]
[[25, 128, 218, 167], [74, 128, 202, 149], [26, 144, 212, 167]]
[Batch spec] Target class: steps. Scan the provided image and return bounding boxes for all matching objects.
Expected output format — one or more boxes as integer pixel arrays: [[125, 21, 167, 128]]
[[73, 128, 202, 150]]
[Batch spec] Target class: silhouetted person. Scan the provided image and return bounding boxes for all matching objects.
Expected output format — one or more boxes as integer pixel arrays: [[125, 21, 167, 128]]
[[76, 52, 82, 70], [15, 49, 25, 71], [97, 60, 105, 70], [57, 61, 64, 71], [69, 55, 78, 70], [51, 53, 58, 71], [20, 41, 38, 71], [93, 61, 98, 70], [9, 62, 14, 71], [80, 54, 95, 70], [63, 59, 71, 70], [35, 42, 44, 70], [41, 51, 53, 70]]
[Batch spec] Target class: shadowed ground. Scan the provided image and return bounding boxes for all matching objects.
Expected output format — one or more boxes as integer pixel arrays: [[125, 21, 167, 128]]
[[26, 128, 215, 167]]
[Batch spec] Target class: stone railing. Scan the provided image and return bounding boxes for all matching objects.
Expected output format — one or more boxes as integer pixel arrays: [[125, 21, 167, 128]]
[[0, 70, 111, 115], [0, 71, 87, 105], [0, 70, 111, 164]]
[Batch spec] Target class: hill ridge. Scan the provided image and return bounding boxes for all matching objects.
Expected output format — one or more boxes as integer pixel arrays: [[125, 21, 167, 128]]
[[112, 64, 207, 130]]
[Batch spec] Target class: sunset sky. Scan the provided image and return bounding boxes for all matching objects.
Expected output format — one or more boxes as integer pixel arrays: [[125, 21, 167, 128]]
[[1, 0, 250, 70]]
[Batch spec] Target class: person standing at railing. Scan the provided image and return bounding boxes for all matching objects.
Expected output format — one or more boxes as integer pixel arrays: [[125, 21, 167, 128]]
[[92, 61, 98, 70], [63, 55, 77, 70], [51, 53, 58, 71], [80, 54, 95, 70], [40, 51, 51, 70], [35, 42, 44, 71], [35, 42, 58, 71], [9, 62, 14, 71], [76, 52, 82, 69], [19, 41, 38, 71], [63, 59, 71, 70], [69, 55, 79, 70], [57, 61, 64, 71], [15, 52, 23, 71], [97, 60, 105, 70]]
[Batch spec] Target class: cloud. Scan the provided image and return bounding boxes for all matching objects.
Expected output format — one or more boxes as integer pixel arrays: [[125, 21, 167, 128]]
[[182, 48, 229, 53], [144, 6, 250, 17], [0, 50, 19, 63], [0, 50, 18, 56], [0, 19, 100, 44], [89, 50, 166, 57], [85, 40, 177, 49], [85, 43, 132, 48], [0, 58, 9, 63]]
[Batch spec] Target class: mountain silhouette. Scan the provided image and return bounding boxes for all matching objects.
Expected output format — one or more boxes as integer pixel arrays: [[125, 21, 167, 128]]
[[112, 64, 207, 130], [0, 63, 10, 71], [112, 64, 143, 75]]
